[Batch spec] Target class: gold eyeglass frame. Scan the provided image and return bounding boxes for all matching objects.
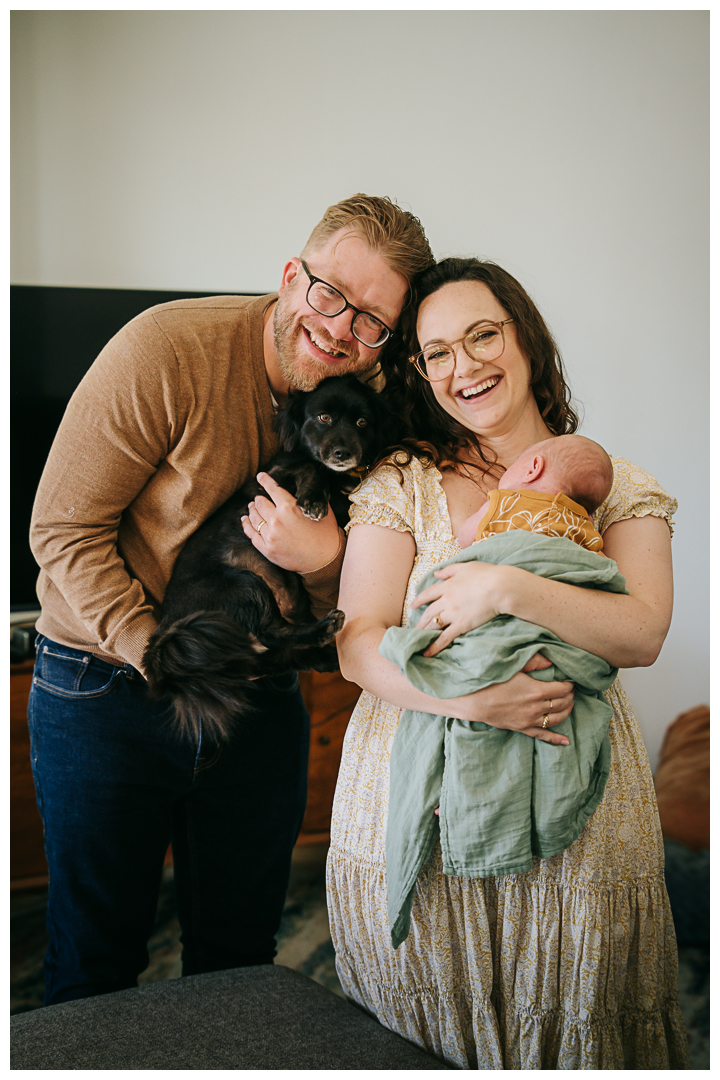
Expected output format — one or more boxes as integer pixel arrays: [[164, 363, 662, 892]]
[[409, 318, 514, 382]]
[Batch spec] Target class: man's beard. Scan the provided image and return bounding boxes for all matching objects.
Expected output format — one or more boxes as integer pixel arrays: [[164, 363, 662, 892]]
[[272, 289, 375, 392]]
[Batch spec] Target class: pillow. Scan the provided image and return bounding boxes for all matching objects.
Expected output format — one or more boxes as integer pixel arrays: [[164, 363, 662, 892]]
[[654, 705, 709, 851]]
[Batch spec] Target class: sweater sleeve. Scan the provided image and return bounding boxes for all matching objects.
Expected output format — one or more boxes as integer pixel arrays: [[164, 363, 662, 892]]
[[29, 315, 184, 673]]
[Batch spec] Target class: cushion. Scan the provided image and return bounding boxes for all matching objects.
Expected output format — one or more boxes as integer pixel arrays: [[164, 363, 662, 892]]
[[10, 964, 450, 1070], [654, 704, 710, 851]]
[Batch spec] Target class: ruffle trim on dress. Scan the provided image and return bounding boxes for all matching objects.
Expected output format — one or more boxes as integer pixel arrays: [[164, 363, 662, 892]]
[[335, 947, 688, 1069], [326, 849, 689, 1070], [346, 504, 413, 535], [602, 504, 676, 539], [488, 995, 689, 1070]]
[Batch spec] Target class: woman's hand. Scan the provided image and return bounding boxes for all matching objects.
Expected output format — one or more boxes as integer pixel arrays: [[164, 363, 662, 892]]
[[241, 472, 343, 573], [411, 561, 512, 657], [456, 667, 574, 746], [338, 523, 573, 745], [411, 516, 674, 669]]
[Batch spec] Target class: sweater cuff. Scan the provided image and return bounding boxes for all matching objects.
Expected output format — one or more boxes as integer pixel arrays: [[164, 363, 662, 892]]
[[114, 611, 159, 676]]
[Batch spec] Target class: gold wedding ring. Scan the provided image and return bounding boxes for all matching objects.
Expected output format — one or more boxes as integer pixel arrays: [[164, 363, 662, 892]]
[[256, 519, 267, 535], [541, 714, 550, 729]]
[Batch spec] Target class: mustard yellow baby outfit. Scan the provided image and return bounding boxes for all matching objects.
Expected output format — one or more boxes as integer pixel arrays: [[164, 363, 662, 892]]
[[474, 487, 604, 552]]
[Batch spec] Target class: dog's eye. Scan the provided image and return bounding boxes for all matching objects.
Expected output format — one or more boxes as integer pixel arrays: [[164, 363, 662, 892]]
[[356, 417, 368, 428], [318, 413, 332, 424]]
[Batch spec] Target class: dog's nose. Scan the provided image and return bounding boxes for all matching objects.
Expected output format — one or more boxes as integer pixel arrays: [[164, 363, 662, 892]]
[[332, 447, 352, 461]]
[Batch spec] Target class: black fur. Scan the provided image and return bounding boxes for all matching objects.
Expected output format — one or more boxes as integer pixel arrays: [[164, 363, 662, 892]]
[[144, 375, 396, 743]]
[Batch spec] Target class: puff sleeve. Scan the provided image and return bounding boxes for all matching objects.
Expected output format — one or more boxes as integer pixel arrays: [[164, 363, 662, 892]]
[[593, 457, 677, 538], [346, 459, 418, 536]]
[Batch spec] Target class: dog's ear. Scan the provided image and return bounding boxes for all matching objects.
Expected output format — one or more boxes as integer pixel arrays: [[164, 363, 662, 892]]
[[275, 390, 309, 452]]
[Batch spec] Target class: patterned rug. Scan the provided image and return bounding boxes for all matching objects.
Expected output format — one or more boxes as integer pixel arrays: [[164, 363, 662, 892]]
[[10, 844, 709, 1068], [10, 844, 342, 1015]]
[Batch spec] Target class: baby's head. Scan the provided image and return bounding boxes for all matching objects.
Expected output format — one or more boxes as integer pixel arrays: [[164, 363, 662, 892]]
[[499, 435, 613, 515]]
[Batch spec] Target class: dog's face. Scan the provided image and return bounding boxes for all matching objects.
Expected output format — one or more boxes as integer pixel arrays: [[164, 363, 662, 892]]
[[276, 375, 395, 473]]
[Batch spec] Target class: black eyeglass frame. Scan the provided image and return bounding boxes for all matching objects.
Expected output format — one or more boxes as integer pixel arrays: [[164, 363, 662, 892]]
[[300, 260, 394, 349], [409, 318, 515, 382]]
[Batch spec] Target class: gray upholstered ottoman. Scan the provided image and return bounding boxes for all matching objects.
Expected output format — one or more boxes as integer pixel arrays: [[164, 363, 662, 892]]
[[10, 964, 450, 1070]]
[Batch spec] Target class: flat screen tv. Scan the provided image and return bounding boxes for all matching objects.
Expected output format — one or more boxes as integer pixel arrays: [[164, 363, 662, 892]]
[[11, 284, 251, 612]]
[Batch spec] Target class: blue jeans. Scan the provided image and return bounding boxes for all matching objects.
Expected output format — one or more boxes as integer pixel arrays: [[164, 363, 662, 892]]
[[27, 635, 310, 1006]]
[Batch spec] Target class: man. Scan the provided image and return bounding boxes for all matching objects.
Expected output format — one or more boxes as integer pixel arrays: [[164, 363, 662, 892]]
[[28, 194, 434, 1005]]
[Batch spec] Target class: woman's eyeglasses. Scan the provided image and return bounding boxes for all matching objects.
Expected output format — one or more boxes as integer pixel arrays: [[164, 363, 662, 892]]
[[410, 319, 514, 382]]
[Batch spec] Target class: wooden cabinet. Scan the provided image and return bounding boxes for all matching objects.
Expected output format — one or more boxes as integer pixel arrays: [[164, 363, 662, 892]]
[[10, 662, 359, 887], [297, 670, 361, 845], [10, 661, 47, 889]]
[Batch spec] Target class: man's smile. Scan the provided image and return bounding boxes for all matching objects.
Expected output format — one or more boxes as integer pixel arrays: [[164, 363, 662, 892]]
[[302, 324, 352, 361]]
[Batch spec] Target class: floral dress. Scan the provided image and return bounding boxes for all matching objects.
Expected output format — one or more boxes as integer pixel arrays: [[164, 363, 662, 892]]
[[326, 456, 689, 1070]]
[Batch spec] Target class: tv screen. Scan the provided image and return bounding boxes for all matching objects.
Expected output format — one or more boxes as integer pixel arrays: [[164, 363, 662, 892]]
[[11, 285, 248, 611]]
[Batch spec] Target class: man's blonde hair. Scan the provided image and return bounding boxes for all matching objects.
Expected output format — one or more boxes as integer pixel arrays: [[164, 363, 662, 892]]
[[302, 193, 434, 285]]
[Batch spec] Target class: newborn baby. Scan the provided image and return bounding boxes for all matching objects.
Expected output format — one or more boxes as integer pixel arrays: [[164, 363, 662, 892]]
[[458, 434, 614, 551]]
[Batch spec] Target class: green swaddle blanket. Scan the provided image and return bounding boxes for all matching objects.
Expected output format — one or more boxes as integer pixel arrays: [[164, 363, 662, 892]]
[[379, 530, 628, 949]]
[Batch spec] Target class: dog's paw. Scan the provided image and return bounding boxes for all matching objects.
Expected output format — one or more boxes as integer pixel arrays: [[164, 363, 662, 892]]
[[299, 499, 329, 521], [317, 608, 345, 643]]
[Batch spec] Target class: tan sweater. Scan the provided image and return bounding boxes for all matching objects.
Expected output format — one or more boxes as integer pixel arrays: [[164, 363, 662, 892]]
[[30, 293, 346, 673]]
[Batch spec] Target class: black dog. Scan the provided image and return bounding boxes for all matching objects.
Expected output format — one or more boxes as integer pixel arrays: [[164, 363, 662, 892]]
[[144, 375, 395, 742]]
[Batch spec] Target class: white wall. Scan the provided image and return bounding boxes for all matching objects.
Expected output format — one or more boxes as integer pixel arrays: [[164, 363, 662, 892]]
[[11, 9, 709, 768]]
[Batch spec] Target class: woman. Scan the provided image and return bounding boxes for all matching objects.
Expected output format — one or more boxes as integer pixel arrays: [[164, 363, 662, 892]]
[[326, 258, 688, 1069]]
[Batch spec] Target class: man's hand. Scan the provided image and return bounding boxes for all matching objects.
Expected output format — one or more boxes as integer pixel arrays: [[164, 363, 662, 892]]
[[241, 472, 342, 573]]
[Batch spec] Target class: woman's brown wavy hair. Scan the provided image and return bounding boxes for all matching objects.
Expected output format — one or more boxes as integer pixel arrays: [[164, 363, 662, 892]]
[[379, 258, 579, 479]]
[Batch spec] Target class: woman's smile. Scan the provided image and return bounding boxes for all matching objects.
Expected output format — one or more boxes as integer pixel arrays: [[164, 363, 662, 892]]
[[455, 373, 503, 402]]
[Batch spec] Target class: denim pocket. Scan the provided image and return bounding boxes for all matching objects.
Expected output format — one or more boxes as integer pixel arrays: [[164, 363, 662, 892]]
[[33, 639, 124, 700]]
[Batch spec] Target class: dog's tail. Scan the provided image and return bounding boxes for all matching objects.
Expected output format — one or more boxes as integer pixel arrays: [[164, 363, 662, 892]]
[[143, 611, 262, 743]]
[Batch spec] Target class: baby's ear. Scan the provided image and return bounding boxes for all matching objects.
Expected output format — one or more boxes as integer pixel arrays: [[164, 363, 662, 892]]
[[528, 454, 545, 480]]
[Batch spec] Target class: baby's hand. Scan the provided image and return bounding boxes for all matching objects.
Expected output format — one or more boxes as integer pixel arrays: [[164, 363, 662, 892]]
[[457, 501, 489, 549]]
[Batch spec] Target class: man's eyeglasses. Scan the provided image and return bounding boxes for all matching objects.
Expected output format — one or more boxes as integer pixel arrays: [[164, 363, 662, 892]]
[[301, 261, 394, 349], [409, 319, 514, 382]]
